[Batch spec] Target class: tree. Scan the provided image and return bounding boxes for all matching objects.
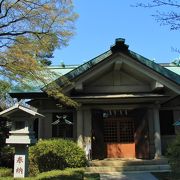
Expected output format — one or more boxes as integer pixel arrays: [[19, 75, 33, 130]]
[[135, 0, 180, 66], [0, 0, 78, 108], [135, 0, 180, 30]]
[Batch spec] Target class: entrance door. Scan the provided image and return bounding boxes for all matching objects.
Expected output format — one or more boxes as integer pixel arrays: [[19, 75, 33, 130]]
[[92, 110, 106, 159], [104, 118, 135, 158]]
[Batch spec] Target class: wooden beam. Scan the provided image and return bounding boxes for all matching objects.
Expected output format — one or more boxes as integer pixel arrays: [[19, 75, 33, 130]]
[[75, 82, 83, 91], [114, 61, 122, 71], [84, 85, 151, 93], [151, 81, 164, 91]]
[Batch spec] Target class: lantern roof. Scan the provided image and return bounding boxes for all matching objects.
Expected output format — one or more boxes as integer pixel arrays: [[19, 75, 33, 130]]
[[0, 103, 44, 118]]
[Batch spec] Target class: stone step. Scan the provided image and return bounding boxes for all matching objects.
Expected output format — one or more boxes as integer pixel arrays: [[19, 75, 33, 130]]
[[86, 164, 171, 173], [90, 159, 169, 167]]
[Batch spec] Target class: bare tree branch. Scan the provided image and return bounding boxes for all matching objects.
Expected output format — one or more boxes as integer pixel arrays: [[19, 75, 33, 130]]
[[135, 0, 180, 30]]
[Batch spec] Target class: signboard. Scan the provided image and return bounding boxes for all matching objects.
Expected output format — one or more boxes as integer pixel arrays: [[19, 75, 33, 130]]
[[14, 155, 25, 178]]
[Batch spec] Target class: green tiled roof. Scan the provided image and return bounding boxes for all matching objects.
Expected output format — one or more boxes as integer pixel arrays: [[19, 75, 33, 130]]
[[10, 65, 78, 93], [165, 66, 180, 75], [128, 50, 180, 85], [49, 65, 78, 75], [10, 38, 180, 95], [60, 38, 180, 85], [62, 50, 112, 81]]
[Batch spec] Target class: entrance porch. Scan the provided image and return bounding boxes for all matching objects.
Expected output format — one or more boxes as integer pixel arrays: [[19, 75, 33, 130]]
[[77, 106, 162, 160]]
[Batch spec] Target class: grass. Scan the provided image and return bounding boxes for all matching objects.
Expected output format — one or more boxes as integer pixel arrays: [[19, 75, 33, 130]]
[[0, 168, 100, 180]]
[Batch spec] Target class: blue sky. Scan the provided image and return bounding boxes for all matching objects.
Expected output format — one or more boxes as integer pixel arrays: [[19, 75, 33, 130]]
[[52, 0, 180, 65]]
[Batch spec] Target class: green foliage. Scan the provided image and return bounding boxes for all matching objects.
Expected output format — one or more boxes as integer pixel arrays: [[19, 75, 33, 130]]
[[0, 146, 14, 168], [0, 117, 14, 168], [0, 0, 78, 108], [45, 81, 79, 108], [36, 168, 84, 180], [0, 117, 8, 149], [29, 139, 87, 176], [0, 168, 84, 180], [167, 135, 180, 179], [0, 168, 12, 177]]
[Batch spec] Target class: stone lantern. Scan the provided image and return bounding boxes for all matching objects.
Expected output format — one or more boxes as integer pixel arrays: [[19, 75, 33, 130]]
[[0, 103, 44, 178]]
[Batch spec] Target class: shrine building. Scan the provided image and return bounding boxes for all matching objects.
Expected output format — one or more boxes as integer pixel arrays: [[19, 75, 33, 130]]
[[9, 39, 180, 160]]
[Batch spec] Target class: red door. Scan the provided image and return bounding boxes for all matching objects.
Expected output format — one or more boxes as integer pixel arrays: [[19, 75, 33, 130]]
[[104, 118, 135, 158]]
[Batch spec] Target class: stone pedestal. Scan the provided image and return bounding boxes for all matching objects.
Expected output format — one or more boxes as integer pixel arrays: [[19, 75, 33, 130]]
[[14, 145, 29, 178]]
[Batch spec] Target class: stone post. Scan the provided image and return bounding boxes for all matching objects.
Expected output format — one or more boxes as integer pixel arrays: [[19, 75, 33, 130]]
[[14, 145, 29, 178]]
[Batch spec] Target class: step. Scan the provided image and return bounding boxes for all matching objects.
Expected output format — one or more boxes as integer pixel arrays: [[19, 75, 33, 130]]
[[86, 164, 171, 173], [90, 158, 169, 167]]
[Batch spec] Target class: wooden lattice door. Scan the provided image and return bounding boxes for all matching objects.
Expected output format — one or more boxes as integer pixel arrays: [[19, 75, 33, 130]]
[[104, 118, 135, 158]]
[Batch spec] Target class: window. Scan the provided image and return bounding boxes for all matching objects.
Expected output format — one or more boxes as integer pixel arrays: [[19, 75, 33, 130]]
[[52, 112, 73, 138], [160, 110, 175, 135]]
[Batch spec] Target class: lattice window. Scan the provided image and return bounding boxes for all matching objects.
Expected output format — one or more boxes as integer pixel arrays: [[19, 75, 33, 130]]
[[104, 120, 117, 142], [118, 119, 134, 143], [104, 118, 134, 143]]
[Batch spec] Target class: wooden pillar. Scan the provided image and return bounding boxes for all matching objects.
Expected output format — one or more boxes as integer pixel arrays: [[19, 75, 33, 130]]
[[77, 108, 84, 148], [38, 113, 52, 139], [147, 109, 155, 159], [43, 113, 52, 139], [38, 118, 44, 139], [83, 109, 92, 159], [153, 107, 162, 159]]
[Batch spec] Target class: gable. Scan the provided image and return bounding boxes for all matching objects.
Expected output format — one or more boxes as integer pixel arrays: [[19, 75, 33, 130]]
[[62, 39, 180, 95], [83, 59, 153, 93], [74, 52, 174, 94], [89, 70, 144, 86]]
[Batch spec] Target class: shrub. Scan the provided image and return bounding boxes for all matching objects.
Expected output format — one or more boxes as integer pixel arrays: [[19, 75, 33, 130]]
[[0, 146, 14, 168], [0, 167, 12, 177], [0, 117, 14, 168], [36, 168, 84, 180], [167, 135, 180, 179], [29, 139, 87, 176]]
